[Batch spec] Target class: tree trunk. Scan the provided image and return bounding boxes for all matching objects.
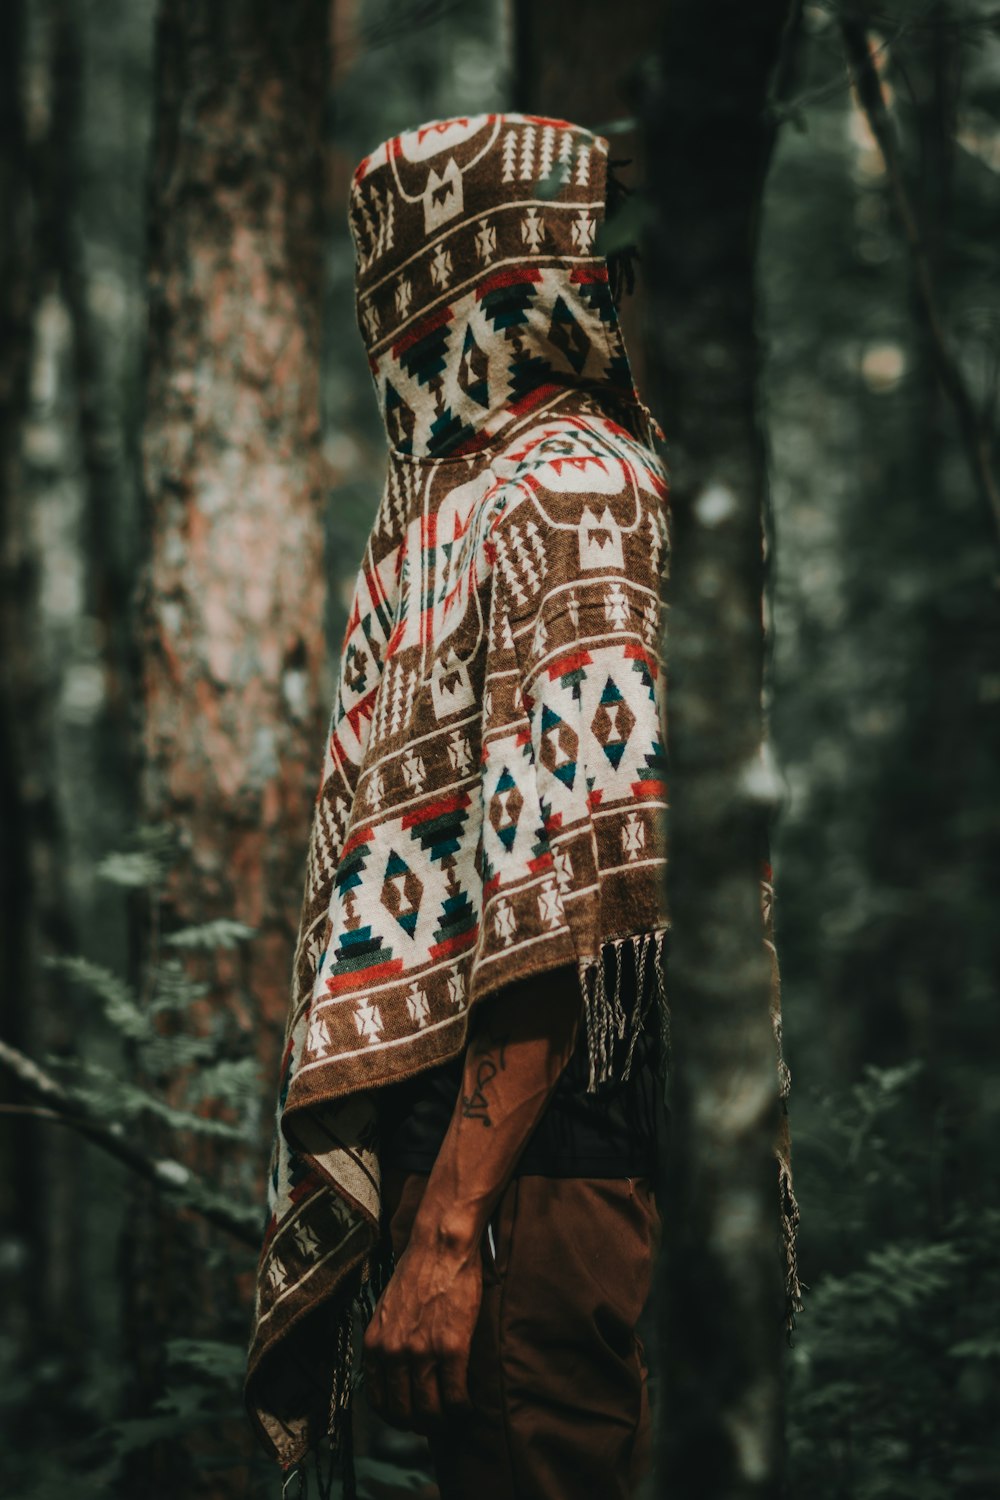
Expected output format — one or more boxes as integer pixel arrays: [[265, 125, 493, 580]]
[[513, 0, 659, 395], [0, 0, 95, 1421], [134, 1, 332, 1491], [639, 3, 797, 1495], [142, 0, 332, 1062], [0, 0, 46, 1380]]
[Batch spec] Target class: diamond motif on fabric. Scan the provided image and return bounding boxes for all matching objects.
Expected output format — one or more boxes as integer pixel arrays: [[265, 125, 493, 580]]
[[489, 766, 523, 851], [380, 850, 424, 938], [591, 677, 636, 770], [539, 704, 578, 789]]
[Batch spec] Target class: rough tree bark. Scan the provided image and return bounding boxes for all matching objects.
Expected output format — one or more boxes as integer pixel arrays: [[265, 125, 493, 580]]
[[639, 3, 798, 1496], [134, 1, 332, 1491], [142, 0, 332, 1072]]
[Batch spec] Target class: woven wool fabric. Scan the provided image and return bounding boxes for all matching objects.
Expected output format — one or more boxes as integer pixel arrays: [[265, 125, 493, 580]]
[[244, 112, 798, 1470]]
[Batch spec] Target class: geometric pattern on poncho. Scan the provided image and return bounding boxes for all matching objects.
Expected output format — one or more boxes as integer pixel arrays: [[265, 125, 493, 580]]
[[245, 110, 798, 1471], [247, 402, 672, 1468]]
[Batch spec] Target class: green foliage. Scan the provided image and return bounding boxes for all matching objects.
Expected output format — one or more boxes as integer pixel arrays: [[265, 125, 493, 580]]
[[165, 919, 258, 951], [787, 1067, 1000, 1499], [1, 831, 271, 1492], [1, 829, 438, 1498], [40, 947, 258, 1141], [98, 1338, 433, 1499], [39, 831, 262, 1153], [95, 832, 175, 891], [102, 1339, 260, 1462]]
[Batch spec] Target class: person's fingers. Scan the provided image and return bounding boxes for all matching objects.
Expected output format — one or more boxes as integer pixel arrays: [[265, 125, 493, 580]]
[[384, 1352, 414, 1430], [438, 1342, 472, 1414], [409, 1356, 444, 1429], [364, 1361, 387, 1417]]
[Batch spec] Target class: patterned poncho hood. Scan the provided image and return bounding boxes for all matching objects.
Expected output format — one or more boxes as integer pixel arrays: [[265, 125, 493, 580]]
[[245, 111, 797, 1469]]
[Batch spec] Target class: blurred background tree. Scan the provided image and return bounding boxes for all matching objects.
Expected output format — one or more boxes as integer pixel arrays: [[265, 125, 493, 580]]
[[1, 1, 998, 1498]]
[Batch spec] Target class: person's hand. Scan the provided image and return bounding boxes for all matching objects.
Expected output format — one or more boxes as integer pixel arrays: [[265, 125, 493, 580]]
[[362, 1229, 482, 1432]]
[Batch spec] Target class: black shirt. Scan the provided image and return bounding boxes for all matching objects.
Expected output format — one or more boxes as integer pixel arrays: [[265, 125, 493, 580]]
[[377, 940, 668, 1178]]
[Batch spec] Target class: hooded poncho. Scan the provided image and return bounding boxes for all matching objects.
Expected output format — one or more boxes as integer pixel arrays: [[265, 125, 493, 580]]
[[245, 112, 799, 1471]]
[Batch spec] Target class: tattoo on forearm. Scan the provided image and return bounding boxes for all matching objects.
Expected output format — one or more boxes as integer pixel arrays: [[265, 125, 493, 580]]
[[460, 1035, 507, 1127]]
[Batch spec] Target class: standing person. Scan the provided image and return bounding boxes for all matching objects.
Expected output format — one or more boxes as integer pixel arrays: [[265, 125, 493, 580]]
[[245, 112, 788, 1498]]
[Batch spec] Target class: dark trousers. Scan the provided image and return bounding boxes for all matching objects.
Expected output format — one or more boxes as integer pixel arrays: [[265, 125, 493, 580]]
[[383, 1168, 660, 1500]]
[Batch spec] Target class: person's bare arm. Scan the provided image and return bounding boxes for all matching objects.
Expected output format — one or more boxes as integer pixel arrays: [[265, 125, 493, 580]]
[[363, 966, 581, 1431]]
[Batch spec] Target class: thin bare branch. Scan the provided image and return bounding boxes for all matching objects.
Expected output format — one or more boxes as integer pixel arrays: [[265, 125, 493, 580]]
[[0, 1103, 67, 1121], [841, 18, 1000, 545], [0, 1037, 259, 1248]]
